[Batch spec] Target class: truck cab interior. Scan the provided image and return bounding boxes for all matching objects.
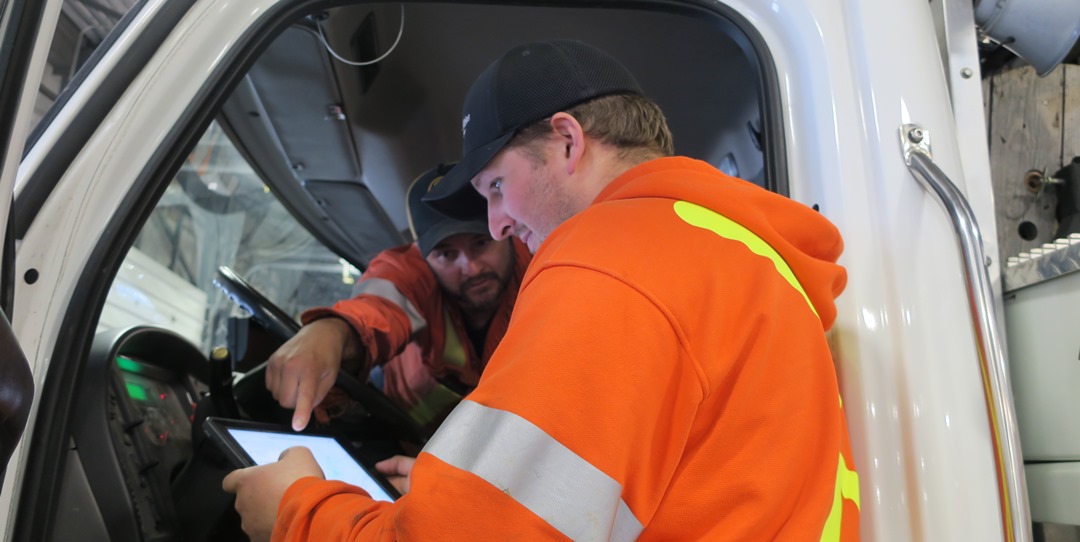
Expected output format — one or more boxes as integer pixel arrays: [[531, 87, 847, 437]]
[[11, 2, 776, 540]]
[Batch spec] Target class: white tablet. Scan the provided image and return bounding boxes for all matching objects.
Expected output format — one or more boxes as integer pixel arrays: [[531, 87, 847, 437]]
[[204, 417, 400, 501]]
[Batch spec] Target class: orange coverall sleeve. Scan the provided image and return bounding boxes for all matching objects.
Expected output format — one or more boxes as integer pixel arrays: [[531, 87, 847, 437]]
[[300, 247, 437, 373], [272, 265, 697, 540]]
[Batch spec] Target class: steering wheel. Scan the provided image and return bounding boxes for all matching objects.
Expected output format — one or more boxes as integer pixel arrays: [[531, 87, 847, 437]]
[[213, 266, 428, 444]]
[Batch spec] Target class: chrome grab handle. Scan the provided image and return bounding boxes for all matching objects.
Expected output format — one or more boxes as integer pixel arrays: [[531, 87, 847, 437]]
[[900, 124, 1031, 542]]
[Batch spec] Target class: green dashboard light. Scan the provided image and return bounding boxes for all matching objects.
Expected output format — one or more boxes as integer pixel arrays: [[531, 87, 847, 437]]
[[116, 356, 142, 374], [125, 381, 149, 401]]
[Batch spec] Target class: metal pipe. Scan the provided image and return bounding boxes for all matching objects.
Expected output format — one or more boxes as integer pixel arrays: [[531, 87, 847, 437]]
[[903, 135, 1032, 542]]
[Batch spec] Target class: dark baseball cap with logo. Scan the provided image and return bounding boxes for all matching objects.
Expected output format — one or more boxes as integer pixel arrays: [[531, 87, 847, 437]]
[[423, 39, 643, 219], [407, 163, 491, 257]]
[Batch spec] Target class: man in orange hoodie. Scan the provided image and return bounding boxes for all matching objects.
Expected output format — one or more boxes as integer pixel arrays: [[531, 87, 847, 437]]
[[225, 39, 860, 541]]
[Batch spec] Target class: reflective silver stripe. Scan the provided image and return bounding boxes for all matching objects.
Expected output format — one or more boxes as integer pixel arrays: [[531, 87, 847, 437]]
[[424, 400, 644, 541], [353, 277, 427, 335]]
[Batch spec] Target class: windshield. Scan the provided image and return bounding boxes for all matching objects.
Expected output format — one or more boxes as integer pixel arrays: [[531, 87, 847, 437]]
[[100, 120, 360, 352]]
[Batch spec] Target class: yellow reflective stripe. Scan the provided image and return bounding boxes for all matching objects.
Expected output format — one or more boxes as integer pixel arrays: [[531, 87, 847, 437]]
[[441, 307, 468, 368], [674, 201, 858, 539], [820, 454, 861, 541], [673, 201, 818, 318]]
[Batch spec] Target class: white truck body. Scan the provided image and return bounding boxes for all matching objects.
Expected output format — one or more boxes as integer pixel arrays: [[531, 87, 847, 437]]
[[0, 0, 1076, 540]]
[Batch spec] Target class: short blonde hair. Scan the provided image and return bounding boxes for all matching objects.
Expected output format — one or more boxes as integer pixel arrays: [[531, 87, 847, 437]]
[[508, 93, 674, 164]]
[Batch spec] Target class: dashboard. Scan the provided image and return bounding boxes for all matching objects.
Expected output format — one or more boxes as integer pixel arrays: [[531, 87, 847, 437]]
[[114, 354, 199, 469], [53, 320, 409, 541], [57, 326, 228, 542]]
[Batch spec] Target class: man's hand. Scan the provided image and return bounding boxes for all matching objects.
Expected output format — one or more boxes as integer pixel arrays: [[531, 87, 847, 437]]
[[222, 447, 325, 542], [375, 455, 416, 495], [267, 317, 357, 430]]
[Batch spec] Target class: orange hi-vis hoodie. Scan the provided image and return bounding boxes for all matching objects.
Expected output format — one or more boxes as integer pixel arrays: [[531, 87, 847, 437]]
[[274, 156, 860, 541]]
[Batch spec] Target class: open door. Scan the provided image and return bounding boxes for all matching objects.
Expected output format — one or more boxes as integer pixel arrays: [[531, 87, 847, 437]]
[[0, 0, 64, 486]]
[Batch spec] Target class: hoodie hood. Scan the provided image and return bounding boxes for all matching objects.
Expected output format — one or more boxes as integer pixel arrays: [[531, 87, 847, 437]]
[[593, 157, 846, 330]]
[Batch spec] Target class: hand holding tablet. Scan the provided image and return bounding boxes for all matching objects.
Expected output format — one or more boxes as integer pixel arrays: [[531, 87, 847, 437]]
[[205, 417, 400, 501]]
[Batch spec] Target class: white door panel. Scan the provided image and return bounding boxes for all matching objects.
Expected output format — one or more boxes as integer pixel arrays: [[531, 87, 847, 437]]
[[722, 0, 1010, 539]]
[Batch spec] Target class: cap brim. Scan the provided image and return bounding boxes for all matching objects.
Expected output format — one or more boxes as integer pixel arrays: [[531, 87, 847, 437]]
[[423, 130, 515, 220], [416, 217, 492, 256]]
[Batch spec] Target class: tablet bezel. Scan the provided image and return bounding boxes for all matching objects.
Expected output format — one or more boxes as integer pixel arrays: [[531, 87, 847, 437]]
[[203, 416, 402, 500]]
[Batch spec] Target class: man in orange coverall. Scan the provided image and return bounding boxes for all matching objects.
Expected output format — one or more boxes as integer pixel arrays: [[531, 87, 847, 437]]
[[225, 40, 861, 541], [265, 163, 530, 435]]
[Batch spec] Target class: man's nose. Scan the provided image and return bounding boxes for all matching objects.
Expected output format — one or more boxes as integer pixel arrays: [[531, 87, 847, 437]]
[[487, 203, 513, 241], [460, 254, 483, 277]]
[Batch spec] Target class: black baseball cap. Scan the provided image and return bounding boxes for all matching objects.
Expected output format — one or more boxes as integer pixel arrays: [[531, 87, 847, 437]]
[[423, 39, 643, 219], [407, 164, 491, 257]]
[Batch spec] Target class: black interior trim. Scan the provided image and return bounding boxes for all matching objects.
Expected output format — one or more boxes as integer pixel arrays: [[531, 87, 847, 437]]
[[0, 0, 48, 318], [70, 328, 148, 542], [2, 199, 15, 319], [0, 0, 46, 167]]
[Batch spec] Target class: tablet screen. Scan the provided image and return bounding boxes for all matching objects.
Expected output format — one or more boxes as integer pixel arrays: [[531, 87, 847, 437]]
[[227, 428, 395, 502]]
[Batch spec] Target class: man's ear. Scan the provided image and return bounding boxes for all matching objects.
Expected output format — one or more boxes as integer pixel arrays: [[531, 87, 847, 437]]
[[549, 112, 585, 174]]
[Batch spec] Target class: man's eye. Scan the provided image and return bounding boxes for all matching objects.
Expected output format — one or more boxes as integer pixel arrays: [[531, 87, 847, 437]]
[[490, 180, 502, 192]]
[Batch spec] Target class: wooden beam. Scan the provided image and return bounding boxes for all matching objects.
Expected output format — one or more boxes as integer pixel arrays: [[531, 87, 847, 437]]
[[986, 65, 1064, 259], [1064, 65, 1080, 166]]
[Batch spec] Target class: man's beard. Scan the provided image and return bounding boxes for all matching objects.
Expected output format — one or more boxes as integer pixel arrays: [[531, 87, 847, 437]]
[[453, 272, 507, 312]]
